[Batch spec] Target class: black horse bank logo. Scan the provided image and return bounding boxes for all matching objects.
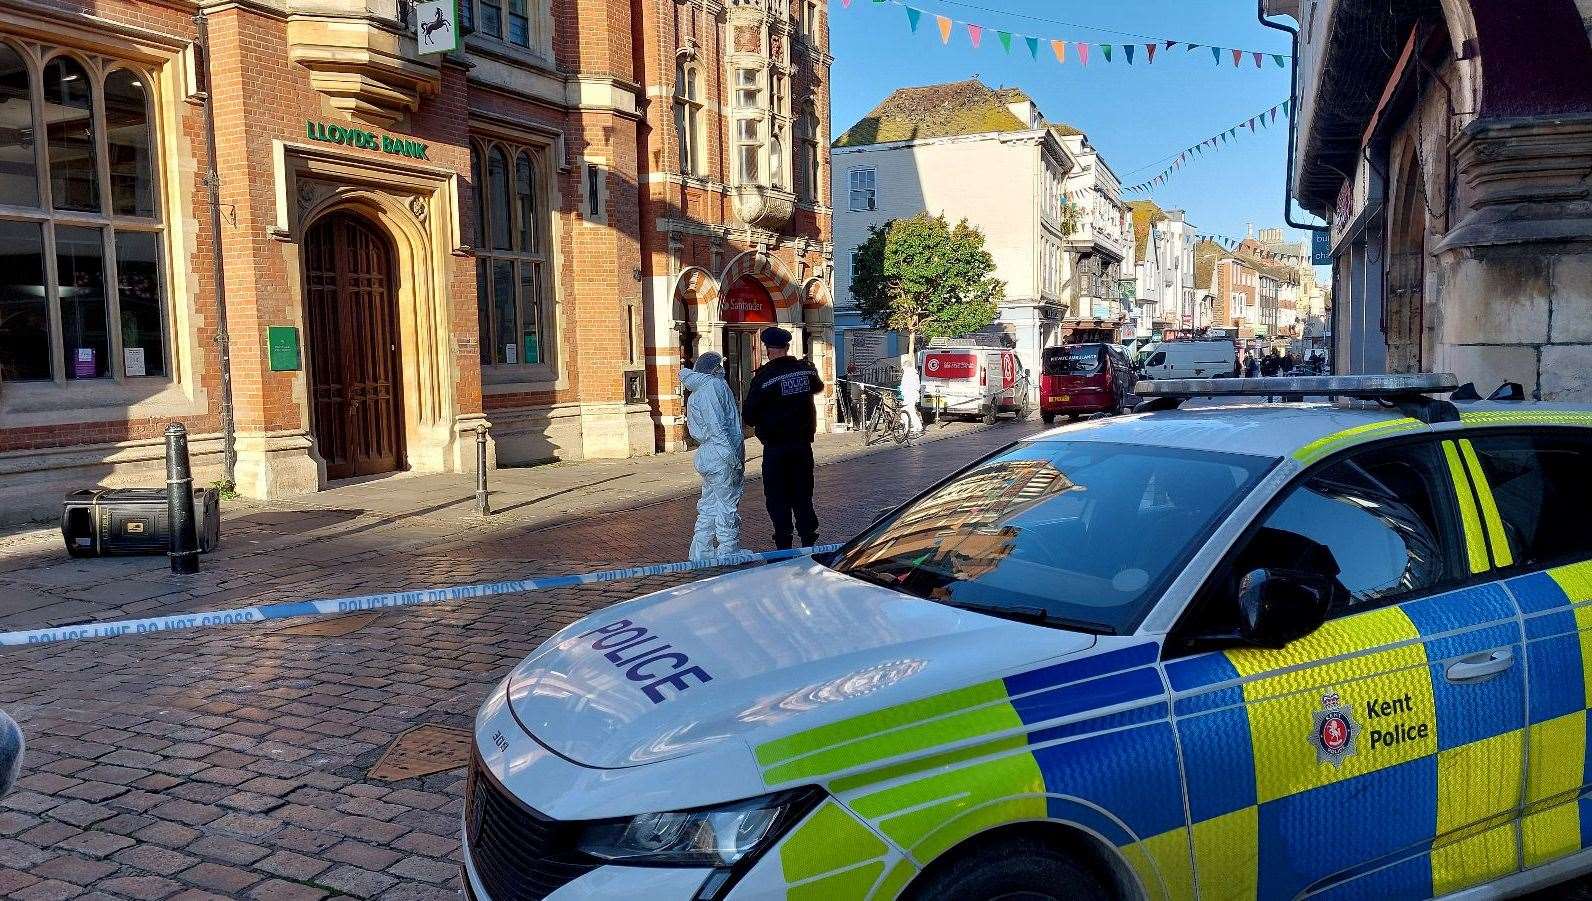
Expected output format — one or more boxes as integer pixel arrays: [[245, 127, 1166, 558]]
[[1311, 691, 1359, 766], [421, 6, 452, 47]]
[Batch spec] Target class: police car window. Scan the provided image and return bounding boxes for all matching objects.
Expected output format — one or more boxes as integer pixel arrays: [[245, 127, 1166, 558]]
[[1464, 432, 1592, 567], [828, 441, 1272, 634], [1238, 442, 1459, 609]]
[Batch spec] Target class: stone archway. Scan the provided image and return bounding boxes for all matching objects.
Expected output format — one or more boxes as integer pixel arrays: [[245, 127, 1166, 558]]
[[1386, 139, 1429, 374], [718, 250, 801, 323], [672, 266, 718, 366]]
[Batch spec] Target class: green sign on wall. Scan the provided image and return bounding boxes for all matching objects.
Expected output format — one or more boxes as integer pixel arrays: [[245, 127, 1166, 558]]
[[268, 326, 301, 372]]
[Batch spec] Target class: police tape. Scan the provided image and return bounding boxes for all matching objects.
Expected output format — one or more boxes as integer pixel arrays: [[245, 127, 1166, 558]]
[[0, 544, 845, 648]]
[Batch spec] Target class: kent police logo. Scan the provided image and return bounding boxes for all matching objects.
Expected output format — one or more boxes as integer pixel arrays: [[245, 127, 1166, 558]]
[[1310, 691, 1359, 766]]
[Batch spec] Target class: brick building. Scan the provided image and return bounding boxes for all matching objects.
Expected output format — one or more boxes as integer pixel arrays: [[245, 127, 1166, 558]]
[[0, 0, 833, 523]]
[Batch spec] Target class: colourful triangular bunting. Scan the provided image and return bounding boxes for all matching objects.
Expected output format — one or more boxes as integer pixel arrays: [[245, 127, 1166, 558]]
[[1102, 43, 1112, 62], [1051, 39, 1066, 64], [905, 6, 921, 32], [967, 23, 982, 48], [1124, 44, 1134, 64], [997, 30, 1012, 53], [936, 14, 951, 44], [1146, 43, 1157, 63], [1025, 36, 1040, 59]]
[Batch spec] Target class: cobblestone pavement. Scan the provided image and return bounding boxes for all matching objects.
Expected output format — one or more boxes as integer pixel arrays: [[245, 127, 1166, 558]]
[[0, 421, 1037, 900], [1, 417, 1585, 901], [0, 418, 1013, 630]]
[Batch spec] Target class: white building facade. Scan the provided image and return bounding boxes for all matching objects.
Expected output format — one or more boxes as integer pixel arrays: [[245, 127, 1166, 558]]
[[830, 81, 1086, 395]]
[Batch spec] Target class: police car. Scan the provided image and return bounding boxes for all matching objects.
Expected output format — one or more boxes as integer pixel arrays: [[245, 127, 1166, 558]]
[[465, 374, 1592, 901]]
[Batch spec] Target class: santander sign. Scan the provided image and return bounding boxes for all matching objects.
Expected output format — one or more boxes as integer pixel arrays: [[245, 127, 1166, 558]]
[[924, 352, 978, 380]]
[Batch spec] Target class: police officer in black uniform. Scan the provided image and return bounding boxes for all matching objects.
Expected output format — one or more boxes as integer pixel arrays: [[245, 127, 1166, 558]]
[[742, 326, 824, 549]]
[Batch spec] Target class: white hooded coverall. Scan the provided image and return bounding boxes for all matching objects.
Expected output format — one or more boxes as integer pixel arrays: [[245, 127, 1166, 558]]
[[898, 354, 923, 435], [682, 357, 745, 561]]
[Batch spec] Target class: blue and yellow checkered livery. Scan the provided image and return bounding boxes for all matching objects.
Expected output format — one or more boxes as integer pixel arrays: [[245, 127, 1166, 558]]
[[752, 424, 1592, 900]]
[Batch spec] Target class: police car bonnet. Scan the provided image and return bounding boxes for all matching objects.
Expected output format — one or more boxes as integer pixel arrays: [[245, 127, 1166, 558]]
[[501, 559, 1093, 768]]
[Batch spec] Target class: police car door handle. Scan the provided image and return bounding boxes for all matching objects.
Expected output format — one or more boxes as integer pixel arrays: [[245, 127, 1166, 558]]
[[1444, 648, 1515, 684]]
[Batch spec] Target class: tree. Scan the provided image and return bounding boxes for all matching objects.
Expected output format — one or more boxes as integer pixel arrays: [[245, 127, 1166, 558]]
[[851, 213, 1005, 354]]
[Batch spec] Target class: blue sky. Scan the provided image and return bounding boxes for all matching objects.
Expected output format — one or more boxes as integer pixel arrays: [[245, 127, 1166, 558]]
[[828, 0, 1324, 246]]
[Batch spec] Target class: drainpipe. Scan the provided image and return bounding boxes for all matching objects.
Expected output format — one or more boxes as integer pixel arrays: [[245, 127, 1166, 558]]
[[193, 9, 237, 486], [1256, 1, 1316, 231]]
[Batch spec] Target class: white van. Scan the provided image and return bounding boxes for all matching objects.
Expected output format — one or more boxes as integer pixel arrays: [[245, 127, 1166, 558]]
[[1138, 339, 1235, 380]]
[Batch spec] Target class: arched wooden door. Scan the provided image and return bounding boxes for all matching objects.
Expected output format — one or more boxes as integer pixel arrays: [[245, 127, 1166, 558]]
[[304, 212, 404, 480]]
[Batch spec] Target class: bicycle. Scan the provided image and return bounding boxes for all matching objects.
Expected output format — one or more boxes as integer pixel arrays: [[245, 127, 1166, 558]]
[[842, 380, 918, 447]]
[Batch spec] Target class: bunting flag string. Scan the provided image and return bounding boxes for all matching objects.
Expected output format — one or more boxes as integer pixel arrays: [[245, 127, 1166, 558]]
[[855, 0, 1291, 68], [1195, 232, 1310, 262], [1121, 99, 1291, 195]]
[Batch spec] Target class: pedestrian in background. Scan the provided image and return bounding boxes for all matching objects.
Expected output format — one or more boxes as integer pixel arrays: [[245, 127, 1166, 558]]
[[1244, 352, 1260, 378], [743, 327, 824, 550], [681, 352, 744, 561]]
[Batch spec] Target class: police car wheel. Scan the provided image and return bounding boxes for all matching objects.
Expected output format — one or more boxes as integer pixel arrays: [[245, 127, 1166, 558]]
[[1041, 412, 1055, 425], [905, 835, 1111, 901]]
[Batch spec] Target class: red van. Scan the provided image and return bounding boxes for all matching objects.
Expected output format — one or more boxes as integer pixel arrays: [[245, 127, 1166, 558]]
[[1040, 343, 1135, 424]]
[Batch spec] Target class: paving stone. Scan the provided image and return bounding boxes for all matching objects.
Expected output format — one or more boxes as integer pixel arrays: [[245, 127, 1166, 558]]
[[209, 812, 283, 839], [0, 867, 41, 894], [325, 840, 401, 872], [315, 865, 396, 899], [177, 861, 261, 894], [148, 800, 223, 828], [19, 821, 82, 846], [188, 834, 270, 866], [386, 855, 458, 883], [31, 852, 120, 884], [255, 849, 331, 882], [245, 878, 327, 901], [133, 821, 201, 849], [53, 829, 136, 858], [98, 874, 184, 900], [12, 878, 81, 901], [113, 843, 200, 876]]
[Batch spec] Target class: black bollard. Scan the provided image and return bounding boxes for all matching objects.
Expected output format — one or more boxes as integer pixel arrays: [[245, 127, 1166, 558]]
[[475, 424, 490, 517], [165, 423, 200, 574]]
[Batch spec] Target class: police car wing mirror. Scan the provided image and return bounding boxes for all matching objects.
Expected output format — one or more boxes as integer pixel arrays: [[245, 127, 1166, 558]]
[[1236, 568, 1335, 649], [0, 711, 22, 800]]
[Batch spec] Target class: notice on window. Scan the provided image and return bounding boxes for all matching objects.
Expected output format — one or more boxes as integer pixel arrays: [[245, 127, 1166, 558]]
[[505, 343, 517, 364], [123, 347, 146, 378], [73, 348, 96, 379], [523, 336, 539, 364]]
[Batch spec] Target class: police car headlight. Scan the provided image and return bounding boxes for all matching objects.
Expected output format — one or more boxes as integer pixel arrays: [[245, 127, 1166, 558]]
[[577, 788, 821, 866]]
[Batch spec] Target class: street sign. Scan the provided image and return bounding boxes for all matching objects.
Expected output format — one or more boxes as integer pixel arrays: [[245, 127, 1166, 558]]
[[414, 0, 460, 53], [1311, 229, 1332, 266]]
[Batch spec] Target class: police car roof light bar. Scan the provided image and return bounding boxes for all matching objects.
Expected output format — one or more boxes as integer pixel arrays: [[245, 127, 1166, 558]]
[[1132, 373, 1462, 424]]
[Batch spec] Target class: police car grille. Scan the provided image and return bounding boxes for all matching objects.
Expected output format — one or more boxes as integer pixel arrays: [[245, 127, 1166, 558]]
[[466, 756, 598, 900]]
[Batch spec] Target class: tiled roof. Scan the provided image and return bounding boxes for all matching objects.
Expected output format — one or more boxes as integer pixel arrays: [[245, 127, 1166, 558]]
[[1128, 200, 1168, 256], [833, 79, 1030, 147], [1193, 240, 1223, 291]]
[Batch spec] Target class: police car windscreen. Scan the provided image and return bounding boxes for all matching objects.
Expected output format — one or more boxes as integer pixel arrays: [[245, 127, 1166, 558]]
[[829, 441, 1273, 634], [1042, 345, 1103, 376]]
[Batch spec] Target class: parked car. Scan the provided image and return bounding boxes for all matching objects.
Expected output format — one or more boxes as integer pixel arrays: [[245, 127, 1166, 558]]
[[1039, 343, 1136, 424]]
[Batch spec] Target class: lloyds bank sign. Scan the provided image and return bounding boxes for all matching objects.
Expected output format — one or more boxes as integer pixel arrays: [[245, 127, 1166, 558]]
[[305, 121, 430, 161]]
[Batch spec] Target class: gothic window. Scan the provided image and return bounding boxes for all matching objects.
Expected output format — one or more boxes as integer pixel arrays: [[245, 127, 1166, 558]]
[[674, 60, 704, 176]]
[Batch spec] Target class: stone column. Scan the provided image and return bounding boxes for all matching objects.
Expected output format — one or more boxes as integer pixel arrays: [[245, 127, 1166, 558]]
[[1435, 115, 1592, 398]]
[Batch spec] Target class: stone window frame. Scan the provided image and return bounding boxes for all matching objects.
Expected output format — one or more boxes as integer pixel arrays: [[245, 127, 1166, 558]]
[[460, 0, 554, 62], [674, 57, 706, 177], [471, 136, 557, 378], [731, 66, 765, 186], [798, 99, 821, 203], [0, 37, 170, 388]]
